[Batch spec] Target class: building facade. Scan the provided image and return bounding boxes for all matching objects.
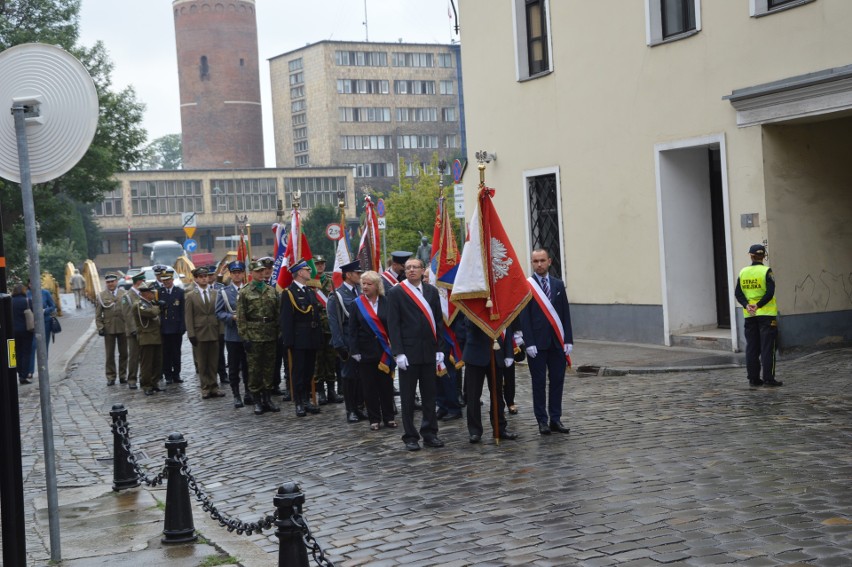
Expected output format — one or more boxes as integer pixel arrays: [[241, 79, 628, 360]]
[[93, 167, 355, 271], [457, 0, 852, 350], [269, 40, 465, 194], [173, 0, 265, 169]]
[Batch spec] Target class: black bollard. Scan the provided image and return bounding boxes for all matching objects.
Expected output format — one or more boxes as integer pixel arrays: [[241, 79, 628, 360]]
[[110, 404, 140, 492], [161, 433, 197, 544], [275, 482, 309, 567]]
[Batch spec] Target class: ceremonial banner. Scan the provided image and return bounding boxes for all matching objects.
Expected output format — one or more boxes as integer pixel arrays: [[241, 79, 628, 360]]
[[276, 208, 315, 289], [451, 186, 531, 339], [270, 222, 288, 284], [357, 196, 382, 272], [331, 207, 350, 288]]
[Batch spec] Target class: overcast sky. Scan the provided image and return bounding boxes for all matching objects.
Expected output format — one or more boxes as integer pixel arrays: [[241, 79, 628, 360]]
[[78, 0, 459, 166]]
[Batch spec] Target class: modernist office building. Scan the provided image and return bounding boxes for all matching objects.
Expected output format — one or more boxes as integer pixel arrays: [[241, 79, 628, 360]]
[[269, 40, 466, 194], [457, 0, 852, 350]]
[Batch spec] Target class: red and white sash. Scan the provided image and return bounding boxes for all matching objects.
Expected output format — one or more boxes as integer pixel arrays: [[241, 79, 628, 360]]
[[527, 277, 565, 345], [315, 289, 328, 308], [381, 270, 399, 287], [400, 280, 437, 341]]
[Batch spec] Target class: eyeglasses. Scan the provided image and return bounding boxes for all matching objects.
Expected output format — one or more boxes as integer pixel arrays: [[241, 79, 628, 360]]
[[404, 266, 423, 271]]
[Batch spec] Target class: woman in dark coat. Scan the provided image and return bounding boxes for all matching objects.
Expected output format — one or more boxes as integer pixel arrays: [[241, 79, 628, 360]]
[[11, 283, 34, 384], [348, 270, 397, 430]]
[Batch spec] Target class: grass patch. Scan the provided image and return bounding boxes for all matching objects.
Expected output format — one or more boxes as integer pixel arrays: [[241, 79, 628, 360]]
[[196, 532, 210, 545], [199, 555, 239, 566]]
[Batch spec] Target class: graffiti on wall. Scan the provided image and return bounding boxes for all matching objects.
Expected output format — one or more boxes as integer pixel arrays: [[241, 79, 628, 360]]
[[793, 270, 852, 312]]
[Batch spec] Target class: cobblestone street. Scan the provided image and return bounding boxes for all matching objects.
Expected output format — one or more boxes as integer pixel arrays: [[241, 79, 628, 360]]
[[10, 307, 852, 566]]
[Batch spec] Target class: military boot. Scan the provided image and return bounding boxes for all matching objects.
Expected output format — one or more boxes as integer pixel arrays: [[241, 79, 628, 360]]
[[233, 394, 244, 409], [253, 392, 265, 415], [262, 391, 280, 413]]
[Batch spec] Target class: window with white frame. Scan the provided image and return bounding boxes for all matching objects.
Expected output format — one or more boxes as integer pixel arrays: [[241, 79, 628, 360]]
[[340, 135, 393, 150], [750, 0, 815, 17], [439, 80, 454, 95], [646, 0, 701, 45], [396, 107, 438, 122], [291, 100, 306, 112], [338, 107, 391, 122], [444, 135, 458, 149], [513, 0, 553, 80], [397, 135, 439, 149], [441, 107, 457, 122], [438, 53, 453, 68]]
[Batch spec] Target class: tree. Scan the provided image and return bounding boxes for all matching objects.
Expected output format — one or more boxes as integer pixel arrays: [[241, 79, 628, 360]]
[[302, 204, 338, 263], [39, 237, 83, 280], [383, 153, 460, 256], [139, 134, 182, 170], [0, 2, 148, 275]]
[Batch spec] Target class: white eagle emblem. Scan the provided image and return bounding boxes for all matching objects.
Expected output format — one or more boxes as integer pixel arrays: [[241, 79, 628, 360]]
[[490, 238, 512, 280]]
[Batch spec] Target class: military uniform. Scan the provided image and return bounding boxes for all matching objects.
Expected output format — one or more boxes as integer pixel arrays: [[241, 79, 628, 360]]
[[96, 277, 127, 385], [185, 271, 224, 399], [159, 273, 186, 384], [216, 261, 251, 407], [280, 261, 323, 416], [120, 274, 146, 389], [237, 266, 280, 414], [313, 269, 339, 404], [134, 288, 163, 394]]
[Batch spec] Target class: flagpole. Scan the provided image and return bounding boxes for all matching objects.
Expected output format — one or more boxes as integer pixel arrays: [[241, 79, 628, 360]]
[[490, 342, 500, 444]]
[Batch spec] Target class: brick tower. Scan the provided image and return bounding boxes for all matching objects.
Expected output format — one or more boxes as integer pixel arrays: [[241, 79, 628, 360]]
[[173, 0, 264, 169]]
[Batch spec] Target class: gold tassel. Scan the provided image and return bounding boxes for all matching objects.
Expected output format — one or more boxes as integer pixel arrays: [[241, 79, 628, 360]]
[[378, 362, 390, 374]]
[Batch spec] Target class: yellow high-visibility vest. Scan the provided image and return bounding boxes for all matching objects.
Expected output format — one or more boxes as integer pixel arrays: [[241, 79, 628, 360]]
[[738, 264, 777, 317]]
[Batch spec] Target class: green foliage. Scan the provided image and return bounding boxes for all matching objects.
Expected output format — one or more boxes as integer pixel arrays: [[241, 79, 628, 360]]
[[39, 238, 82, 279], [0, 3, 148, 275], [302, 204, 339, 262], [199, 555, 238, 566], [384, 153, 460, 255], [139, 133, 182, 170]]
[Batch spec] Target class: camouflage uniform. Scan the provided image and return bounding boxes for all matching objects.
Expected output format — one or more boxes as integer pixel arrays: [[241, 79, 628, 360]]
[[236, 279, 279, 396], [313, 272, 338, 403]]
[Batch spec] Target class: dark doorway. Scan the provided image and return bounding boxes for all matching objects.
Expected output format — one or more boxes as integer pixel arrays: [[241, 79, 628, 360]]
[[708, 148, 730, 328]]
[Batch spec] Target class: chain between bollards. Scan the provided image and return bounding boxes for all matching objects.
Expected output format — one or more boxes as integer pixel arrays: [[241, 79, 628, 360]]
[[110, 404, 166, 489]]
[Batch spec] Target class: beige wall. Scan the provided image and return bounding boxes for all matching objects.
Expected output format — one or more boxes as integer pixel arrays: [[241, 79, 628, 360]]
[[459, 0, 852, 311]]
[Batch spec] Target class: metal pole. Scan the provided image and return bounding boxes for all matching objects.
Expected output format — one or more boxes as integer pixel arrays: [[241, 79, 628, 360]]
[[14, 104, 61, 561]]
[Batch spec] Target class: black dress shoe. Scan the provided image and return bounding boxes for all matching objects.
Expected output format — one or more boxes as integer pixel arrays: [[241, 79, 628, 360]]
[[243, 392, 254, 404], [538, 422, 551, 435], [281, 391, 292, 402], [500, 431, 519, 440], [152, 386, 163, 392], [764, 379, 783, 387], [233, 395, 244, 408], [404, 441, 421, 451], [295, 404, 307, 417], [469, 434, 481, 444], [317, 392, 328, 405], [172, 377, 185, 384], [328, 393, 345, 404], [457, 395, 467, 408], [304, 402, 321, 414], [435, 408, 448, 420], [254, 402, 265, 415], [220, 378, 230, 384], [423, 437, 445, 448], [355, 408, 368, 420], [442, 412, 462, 421], [119, 378, 127, 384], [749, 379, 764, 388], [128, 384, 138, 390], [347, 411, 360, 423], [144, 389, 155, 396], [549, 420, 570, 434]]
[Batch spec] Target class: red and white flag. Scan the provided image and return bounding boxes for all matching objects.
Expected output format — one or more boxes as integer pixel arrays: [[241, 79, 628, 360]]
[[331, 207, 350, 288], [451, 186, 531, 339], [356, 196, 382, 273], [276, 208, 314, 289]]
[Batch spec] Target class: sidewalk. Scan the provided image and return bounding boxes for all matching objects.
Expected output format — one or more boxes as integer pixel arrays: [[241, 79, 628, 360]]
[[10, 297, 850, 566]]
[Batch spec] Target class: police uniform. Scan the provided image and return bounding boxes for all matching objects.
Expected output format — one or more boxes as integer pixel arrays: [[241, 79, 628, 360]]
[[237, 261, 281, 415], [734, 244, 781, 387], [96, 273, 128, 385], [216, 261, 251, 407], [312, 257, 339, 404], [121, 272, 147, 389], [280, 259, 323, 417], [134, 285, 163, 395], [159, 269, 186, 384], [328, 260, 365, 421]]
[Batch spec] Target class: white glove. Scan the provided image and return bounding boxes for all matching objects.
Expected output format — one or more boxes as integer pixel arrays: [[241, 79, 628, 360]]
[[504, 357, 514, 368], [352, 354, 362, 362], [435, 352, 445, 365], [513, 331, 524, 346], [526, 346, 538, 359], [395, 354, 409, 371], [564, 343, 573, 355]]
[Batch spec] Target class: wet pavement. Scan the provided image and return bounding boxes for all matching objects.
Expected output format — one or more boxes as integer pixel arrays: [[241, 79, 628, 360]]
[[3, 295, 851, 566]]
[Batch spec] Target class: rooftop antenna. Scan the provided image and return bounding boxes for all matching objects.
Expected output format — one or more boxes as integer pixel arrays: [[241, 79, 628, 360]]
[[0, 42, 99, 566], [363, 0, 369, 42]]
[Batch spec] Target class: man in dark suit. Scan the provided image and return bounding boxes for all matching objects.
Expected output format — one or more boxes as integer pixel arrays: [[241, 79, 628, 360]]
[[159, 268, 186, 385], [280, 259, 323, 417], [387, 258, 445, 451], [327, 260, 365, 423], [520, 248, 574, 435], [462, 319, 519, 443]]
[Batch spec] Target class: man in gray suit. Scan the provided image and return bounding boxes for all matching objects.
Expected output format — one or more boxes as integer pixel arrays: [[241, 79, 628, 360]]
[[185, 267, 225, 399]]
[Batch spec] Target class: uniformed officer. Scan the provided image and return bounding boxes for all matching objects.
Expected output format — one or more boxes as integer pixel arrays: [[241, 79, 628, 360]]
[[237, 261, 281, 415], [205, 265, 229, 385], [312, 255, 341, 405], [185, 266, 225, 399], [328, 260, 366, 422], [159, 268, 186, 385], [96, 273, 128, 386], [280, 258, 323, 417], [735, 244, 782, 388], [135, 284, 163, 396], [216, 261, 251, 407], [121, 271, 147, 389], [382, 251, 411, 292], [258, 256, 290, 399]]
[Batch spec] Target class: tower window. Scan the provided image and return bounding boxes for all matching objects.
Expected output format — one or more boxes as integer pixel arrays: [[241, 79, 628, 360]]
[[240, 58, 245, 67], [200, 55, 210, 80]]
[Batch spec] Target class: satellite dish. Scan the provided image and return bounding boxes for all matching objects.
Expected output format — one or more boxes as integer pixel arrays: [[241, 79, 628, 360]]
[[0, 43, 99, 184]]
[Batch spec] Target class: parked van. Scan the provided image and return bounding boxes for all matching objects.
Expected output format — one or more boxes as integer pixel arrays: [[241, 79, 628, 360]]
[[142, 240, 186, 267]]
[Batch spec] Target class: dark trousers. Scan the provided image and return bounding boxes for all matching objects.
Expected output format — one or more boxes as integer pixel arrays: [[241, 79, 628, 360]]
[[341, 357, 361, 412], [502, 364, 516, 407], [399, 363, 438, 443], [274, 340, 287, 391], [436, 361, 462, 415], [15, 331, 33, 381], [290, 348, 316, 403], [226, 341, 248, 395], [528, 347, 567, 425], [465, 363, 508, 437], [359, 361, 395, 424], [745, 316, 777, 381], [218, 333, 227, 380], [161, 333, 183, 381]]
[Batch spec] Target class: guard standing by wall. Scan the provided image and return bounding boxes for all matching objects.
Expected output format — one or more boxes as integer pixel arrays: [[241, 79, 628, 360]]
[[237, 261, 281, 415], [96, 273, 128, 386], [735, 244, 782, 388]]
